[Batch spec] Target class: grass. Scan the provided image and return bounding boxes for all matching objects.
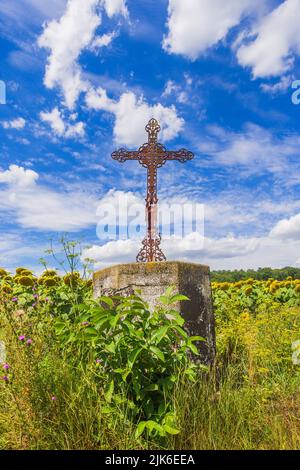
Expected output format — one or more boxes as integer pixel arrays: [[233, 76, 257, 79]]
[[1, 277, 300, 450]]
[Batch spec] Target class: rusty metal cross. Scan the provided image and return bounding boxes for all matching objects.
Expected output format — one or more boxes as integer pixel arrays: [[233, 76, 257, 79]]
[[112, 118, 194, 262]]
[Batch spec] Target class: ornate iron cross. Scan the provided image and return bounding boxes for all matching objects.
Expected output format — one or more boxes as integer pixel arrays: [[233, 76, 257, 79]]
[[112, 118, 194, 262]]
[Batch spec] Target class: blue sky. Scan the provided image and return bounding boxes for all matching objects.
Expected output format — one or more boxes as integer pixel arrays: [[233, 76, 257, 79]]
[[0, 0, 300, 272]]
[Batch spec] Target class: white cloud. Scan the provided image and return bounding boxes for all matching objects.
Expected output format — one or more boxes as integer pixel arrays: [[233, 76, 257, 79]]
[[270, 213, 300, 241], [0, 165, 98, 231], [201, 123, 300, 178], [40, 107, 85, 138], [237, 0, 300, 78], [84, 229, 300, 271], [2, 117, 26, 129], [38, 0, 128, 109], [0, 165, 38, 188], [260, 75, 293, 94], [38, 0, 101, 109], [163, 79, 189, 104], [90, 31, 116, 50], [100, 0, 128, 18], [163, 0, 258, 60], [86, 87, 184, 146]]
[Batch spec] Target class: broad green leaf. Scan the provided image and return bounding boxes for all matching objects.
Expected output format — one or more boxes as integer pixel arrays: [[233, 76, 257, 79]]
[[84, 327, 97, 337], [151, 325, 169, 345], [164, 424, 180, 435], [169, 294, 190, 303], [158, 295, 171, 305], [144, 384, 159, 392], [110, 313, 121, 329], [135, 421, 146, 438], [173, 325, 188, 339], [187, 342, 199, 355], [150, 346, 165, 362], [165, 286, 175, 297], [128, 347, 143, 369], [165, 310, 185, 326], [105, 341, 116, 354], [189, 335, 206, 342]]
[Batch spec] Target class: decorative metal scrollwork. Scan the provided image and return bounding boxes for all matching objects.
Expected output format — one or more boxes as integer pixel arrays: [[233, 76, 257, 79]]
[[111, 118, 194, 263]]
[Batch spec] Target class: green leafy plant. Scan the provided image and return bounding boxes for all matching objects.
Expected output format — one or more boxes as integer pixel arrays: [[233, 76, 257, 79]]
[[54, 286, 204, 438]]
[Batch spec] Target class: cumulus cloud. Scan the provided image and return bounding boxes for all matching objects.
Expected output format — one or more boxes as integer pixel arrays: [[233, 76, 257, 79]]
[[163, 0, 258, 60], [38, 0, 127, 108], [2, 117, 26, 129], [86, 87, 184, 146], [40, 107, 85, 138], [38, 0, 101, 108], [0, 165, 38, 187], [237, 0, 300, 78], [0, 165, 98, 231], [83, 233, 260, 269], [270, 213, 300, 241]]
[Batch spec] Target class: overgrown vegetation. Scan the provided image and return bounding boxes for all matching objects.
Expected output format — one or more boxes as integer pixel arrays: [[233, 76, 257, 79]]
[[1, 243, 300, 450]]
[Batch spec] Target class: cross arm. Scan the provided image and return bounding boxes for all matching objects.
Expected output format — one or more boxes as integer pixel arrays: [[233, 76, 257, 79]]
[[111, 148, 140, 163], [163, 148, 194, 163]]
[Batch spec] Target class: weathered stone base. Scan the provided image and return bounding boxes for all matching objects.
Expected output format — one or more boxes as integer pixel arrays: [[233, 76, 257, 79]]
[[93, 261, 216, 364]]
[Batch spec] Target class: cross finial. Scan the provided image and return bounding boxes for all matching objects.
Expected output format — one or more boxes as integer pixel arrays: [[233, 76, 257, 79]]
[[146, 118, 160, 144]]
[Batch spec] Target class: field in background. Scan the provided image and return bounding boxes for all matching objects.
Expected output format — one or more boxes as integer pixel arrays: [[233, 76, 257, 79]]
[[1, 264, 300, 450]]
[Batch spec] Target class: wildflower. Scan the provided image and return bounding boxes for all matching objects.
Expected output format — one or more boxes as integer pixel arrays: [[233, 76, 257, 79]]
[[19, 335, 25, 341], [33, 294, 39, 299], [81, 321, 89, 326], [32, 303, 37, 308], [26, 339, 32, 346], [12, 297, 18, 302], [3, 364, 10, 370], [1, 375, 9, 383], [96, 358, 102, 364], [51, 396, 57, 401]]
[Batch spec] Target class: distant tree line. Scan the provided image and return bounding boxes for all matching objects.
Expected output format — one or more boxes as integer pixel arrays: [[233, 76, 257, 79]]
[[211, 267, 300, 282]]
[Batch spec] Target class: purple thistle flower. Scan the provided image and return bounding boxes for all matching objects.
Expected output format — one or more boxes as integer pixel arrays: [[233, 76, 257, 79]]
[[3, 364, 10, 371], [12, 297, 18, 302], [51, 396, 57, 401], [45, 297, 49, 302], [81, 321, 89, 326], [1, 376, 9, 382], [32, 303, 37, 308], [33, 294, 39, 299], [26, 339, 32, 346], [19, 335, 25, 341], [96, 358, 102, 364]]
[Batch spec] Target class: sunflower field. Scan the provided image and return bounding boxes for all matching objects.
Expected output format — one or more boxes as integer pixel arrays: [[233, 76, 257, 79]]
[[1, 262, 300, 450]]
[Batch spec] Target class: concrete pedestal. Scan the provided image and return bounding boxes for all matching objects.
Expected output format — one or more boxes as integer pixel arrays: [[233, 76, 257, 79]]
[[93, 261, 216, 364]]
